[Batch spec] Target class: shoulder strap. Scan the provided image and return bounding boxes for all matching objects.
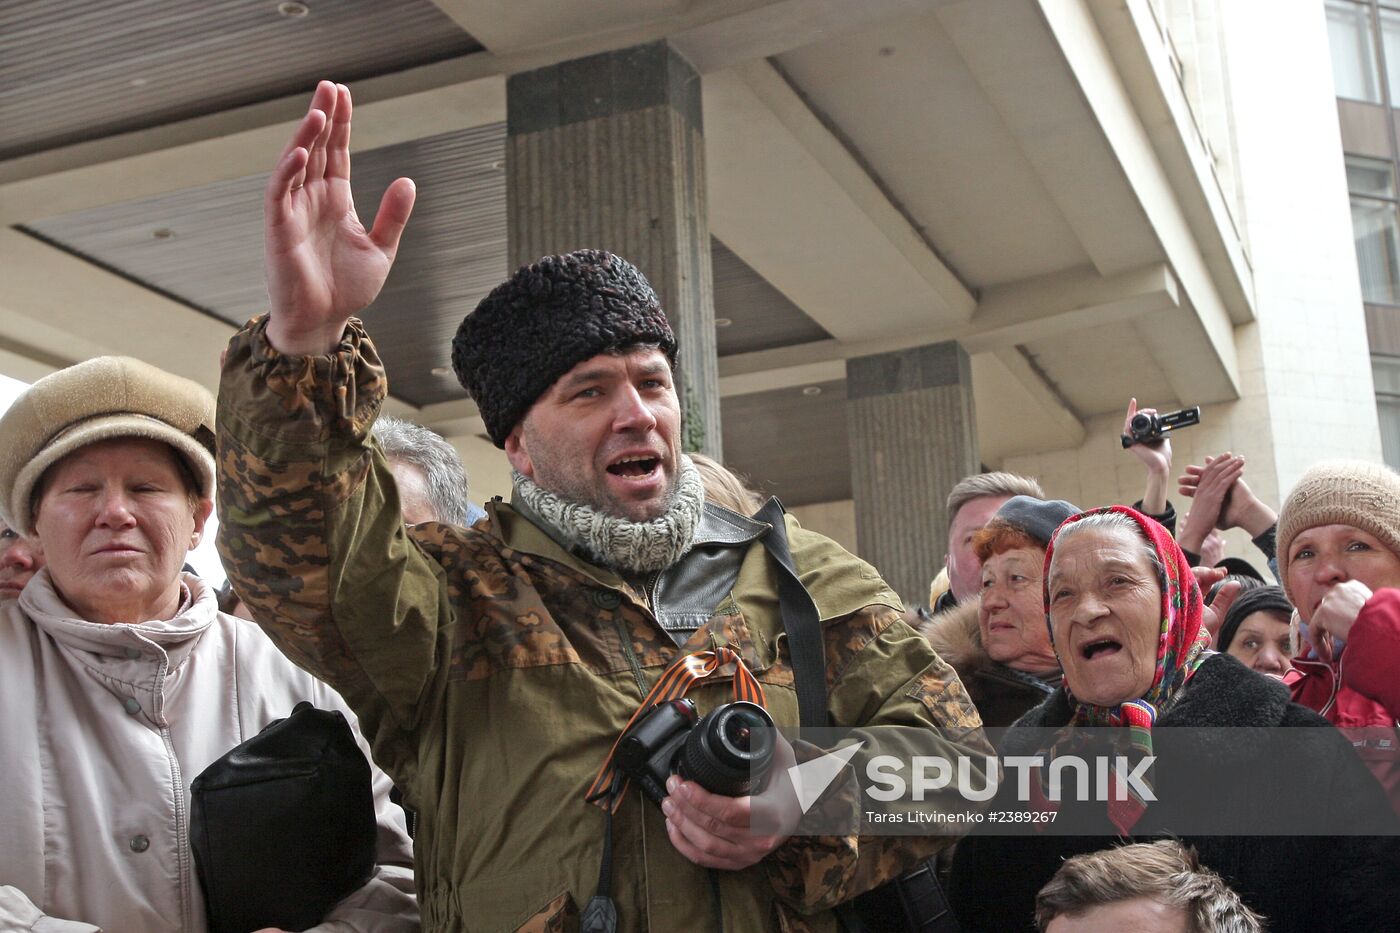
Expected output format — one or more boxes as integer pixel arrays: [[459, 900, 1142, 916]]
[[755, 498, 828, 729]]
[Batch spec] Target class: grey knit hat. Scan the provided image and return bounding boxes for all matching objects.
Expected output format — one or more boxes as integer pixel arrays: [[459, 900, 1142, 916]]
[[0, 357, 216, 532], [451, 250, 677, 447], [1277, 460, 1400, 606]]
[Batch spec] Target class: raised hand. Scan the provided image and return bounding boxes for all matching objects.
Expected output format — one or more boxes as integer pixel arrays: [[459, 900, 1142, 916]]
[[1180, 453, 1277, 537], [1193, 564, 1241, 645], [264, 81, 417, 356], [1218, 472, 1276, 537], [1308, 579, 1373, 659], [1123, 398, 1171, 515], [1177, 454, 1244, 555]]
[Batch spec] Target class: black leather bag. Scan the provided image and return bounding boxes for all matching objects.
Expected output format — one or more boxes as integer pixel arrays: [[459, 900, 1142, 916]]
[[189, 701, 378, 933]]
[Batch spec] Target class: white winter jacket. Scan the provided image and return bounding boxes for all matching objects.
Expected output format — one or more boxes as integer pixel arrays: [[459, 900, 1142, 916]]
[[0, 570, 419, 933]]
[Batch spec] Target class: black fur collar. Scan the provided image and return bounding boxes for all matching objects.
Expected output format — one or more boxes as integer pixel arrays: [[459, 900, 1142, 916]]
[[1005, 654, 1293, 754]]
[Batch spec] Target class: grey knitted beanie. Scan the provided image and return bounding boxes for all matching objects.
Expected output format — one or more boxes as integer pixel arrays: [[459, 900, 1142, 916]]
[[1277, 460, 1400, 605], [451, 250, 677, 447]]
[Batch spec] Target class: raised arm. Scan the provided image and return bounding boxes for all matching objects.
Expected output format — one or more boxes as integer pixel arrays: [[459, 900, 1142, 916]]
[[218, 82, 441, 781], [1122, 398, 1173, 520], [264, 81, 416, 355]]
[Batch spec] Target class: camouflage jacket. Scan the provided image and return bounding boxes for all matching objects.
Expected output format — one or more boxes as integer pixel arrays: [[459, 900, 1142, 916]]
[[216, 317, 987, 933]]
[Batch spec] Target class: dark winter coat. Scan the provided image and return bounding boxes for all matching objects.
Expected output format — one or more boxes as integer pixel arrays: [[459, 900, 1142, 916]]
[[948, 653, 1400, 932], [916, 598, 1059, 728]]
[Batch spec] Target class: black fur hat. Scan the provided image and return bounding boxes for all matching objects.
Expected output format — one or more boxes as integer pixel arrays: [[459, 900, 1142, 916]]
[[452, 250, 677, 447]]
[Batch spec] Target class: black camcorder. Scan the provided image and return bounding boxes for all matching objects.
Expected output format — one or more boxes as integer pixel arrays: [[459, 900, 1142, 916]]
[[1121, 405, 1201, 448], [615, 698, 776, 803]]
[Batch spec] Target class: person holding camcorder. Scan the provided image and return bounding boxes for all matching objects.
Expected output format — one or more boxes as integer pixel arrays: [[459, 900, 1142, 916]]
[[216, 80, 988, 933]]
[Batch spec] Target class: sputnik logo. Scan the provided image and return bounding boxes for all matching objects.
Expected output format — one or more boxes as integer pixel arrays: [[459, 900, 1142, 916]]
[[788, 741, 865, 813]]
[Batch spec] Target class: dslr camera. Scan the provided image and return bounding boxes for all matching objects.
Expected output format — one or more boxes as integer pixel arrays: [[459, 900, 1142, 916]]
[[615, 698, 776, 803], [1121, 405, 1201, 448]]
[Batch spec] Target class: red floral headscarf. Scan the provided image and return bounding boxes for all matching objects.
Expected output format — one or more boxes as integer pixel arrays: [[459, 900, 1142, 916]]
[[1038, 505, 1212, 833]]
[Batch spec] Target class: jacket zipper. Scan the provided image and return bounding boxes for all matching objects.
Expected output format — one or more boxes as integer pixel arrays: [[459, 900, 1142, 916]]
[[644, 571, 661, 611], [151, 658, 194, 933]]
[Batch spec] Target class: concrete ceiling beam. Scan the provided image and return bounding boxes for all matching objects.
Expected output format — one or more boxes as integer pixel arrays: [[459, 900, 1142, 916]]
[[0, 232, 475, 418], [1029, 0, 1250, 346], [1083, 0, 1255, 326], [0, 230, 231, 390], [978, 347, 1088, 456], [718, 262, 1179, 383], [0, 66, 507, 225], [704, 60, 976, 346], [1131, 302, 1239, 405], [429, 0, 952, 65], [962, 262, 1179, 353]]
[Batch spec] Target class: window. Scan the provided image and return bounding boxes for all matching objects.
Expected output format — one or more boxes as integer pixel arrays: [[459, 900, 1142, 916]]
[[1374, 356, 1400, 469], [1381, 7, 1400, 101], [1348, 156, 1400, 304], [1329, 0, 1383, 102]]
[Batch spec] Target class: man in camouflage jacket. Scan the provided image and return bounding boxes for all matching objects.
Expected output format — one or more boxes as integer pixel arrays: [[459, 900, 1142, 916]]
[[218, 80, 987, 933]]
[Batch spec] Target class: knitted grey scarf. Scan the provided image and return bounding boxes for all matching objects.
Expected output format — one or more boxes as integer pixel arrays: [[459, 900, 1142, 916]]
[[512, 455, 703, 573]]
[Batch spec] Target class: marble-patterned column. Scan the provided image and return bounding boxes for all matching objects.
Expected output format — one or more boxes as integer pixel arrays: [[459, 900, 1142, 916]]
[[846, 341, 980, 605], [507, 41, 720, 455]]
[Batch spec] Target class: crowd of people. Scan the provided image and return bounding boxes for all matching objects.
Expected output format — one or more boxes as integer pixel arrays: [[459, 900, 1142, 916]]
[[1, 79, 1398, 933]]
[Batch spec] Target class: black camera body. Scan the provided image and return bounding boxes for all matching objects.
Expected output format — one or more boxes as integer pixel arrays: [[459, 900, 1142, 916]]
[[615, 698, 776, 803], [1121, 405, 1201, 448]]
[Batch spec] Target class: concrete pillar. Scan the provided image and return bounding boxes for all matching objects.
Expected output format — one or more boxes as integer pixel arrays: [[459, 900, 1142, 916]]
[[506, 41, 721, 456], [846, 342, 980, 607]]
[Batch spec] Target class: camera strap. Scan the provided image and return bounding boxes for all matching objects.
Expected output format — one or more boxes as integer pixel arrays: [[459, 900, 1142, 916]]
[[586, 646, 767, 812], [753, 497, 829, 730]]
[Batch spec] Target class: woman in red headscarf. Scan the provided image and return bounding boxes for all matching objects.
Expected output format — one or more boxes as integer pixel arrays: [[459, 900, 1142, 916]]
[[947, 507, 1400, 933]]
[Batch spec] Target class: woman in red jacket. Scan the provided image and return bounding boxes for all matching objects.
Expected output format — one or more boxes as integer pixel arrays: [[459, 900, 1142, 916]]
[[1277, 460, 1400, 806]]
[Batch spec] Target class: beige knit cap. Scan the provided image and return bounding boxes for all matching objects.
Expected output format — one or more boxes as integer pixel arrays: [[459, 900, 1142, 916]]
[[0, 357, 215, 532], [1277, 460, 1400, 606]]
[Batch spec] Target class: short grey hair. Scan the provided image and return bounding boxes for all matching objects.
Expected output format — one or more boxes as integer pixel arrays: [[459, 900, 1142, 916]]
[[372, 415, 471, 526], [1036, 840, 1263, 932], [946, 471, 1045, 523], [1050, 510, 1164, 585]]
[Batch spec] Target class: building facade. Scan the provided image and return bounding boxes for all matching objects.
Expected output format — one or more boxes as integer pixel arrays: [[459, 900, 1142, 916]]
[[0, 0, 1382, 604], [1327, 0, 1400, 466]]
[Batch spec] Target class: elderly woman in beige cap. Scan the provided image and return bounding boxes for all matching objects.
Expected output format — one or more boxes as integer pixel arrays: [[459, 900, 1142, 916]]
[[1278, 459, 1400, 807], [0, 357, 418, 933]]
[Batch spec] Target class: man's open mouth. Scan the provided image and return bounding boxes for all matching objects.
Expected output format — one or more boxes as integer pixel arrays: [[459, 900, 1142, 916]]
[[607, 455, 660, 479], [1081, 638, 1122, 660]]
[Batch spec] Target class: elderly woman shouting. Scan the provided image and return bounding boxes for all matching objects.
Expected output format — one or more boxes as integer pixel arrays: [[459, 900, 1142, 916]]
[[948, 506, 1400, 932], [0, 358, 417, 933]]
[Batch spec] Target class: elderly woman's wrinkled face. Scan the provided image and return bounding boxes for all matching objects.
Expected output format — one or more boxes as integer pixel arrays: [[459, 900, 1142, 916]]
[[0, 519, 43, 600], [33, 438, 211, 625], [978, 546, 1057, 672], [1048, 527, 1162, 707], [1286, 524, 1400, 625], [1227, 610, 1294, 677]]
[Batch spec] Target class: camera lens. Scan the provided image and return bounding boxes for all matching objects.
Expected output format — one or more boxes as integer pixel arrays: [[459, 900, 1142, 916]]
[[1130, 412, 1153, 433], [678, 701, 776, 797]]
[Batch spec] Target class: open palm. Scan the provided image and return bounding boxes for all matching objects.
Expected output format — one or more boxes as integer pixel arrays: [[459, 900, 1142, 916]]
[[263, 81, 416, 355]]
